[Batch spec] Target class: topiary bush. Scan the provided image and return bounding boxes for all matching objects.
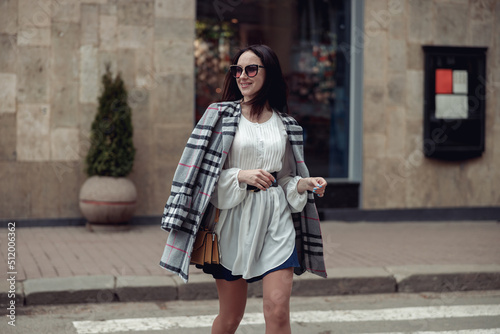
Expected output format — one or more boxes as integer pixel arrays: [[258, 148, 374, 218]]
[[86, 64, 135, 177]]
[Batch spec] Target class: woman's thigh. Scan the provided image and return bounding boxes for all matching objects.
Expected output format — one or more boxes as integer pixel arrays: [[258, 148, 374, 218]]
[[215, 278, 248, 318], [262, 268, 294, 315]]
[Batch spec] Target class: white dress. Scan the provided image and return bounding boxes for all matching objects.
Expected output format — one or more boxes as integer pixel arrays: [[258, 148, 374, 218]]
[[209, 111, 308, 279]]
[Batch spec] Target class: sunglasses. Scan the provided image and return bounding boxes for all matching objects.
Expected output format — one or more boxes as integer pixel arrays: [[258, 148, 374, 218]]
[[229, 64, 265, 78]]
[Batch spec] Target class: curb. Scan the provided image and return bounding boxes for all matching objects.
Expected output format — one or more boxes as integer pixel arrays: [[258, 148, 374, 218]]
[[2, 265, 500, 308]]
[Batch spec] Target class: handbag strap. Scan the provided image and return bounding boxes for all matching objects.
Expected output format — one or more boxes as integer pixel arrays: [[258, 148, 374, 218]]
[[214, 208, 220, 226]]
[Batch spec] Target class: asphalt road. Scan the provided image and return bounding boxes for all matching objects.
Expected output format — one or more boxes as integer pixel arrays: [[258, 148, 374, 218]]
[[4, 291, 500, 333]]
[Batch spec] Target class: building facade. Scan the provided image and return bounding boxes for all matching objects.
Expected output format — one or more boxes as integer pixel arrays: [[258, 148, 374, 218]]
[[1, 0, 499, 223]]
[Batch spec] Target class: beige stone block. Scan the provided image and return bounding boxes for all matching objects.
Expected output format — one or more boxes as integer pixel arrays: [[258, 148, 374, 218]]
[[100, 2, 117, 16], [364, 0, 388, 35], [154, 40, 193, 74], [100, 15, 118, 51], [52, 80, 79, 127], [52, 22, 80, 80], [364, 133, 386, 159], [154, 17, 195, 42], [495, 1, 500, 68], [388, 1, 406, 40], [153, 123, 192, 159], [79, 45, 99, 104], [116, 49, 136, 89], [152, 74, 194, 124], [0, 34, 18, 72], [128, 129, 152, 215], [0, 0, 17, 34], [135, 49, 154, 88], [363, 83, 386, 134], [16, 46, 50, 103], [405, 70, 423, 121], [118, 25, 154, 49], [80, 0, 107, 3], [56, 159, 82, 217], [30, 162, 62, 218], [81, 4, 99, 46], [362, 157, 388, 209], [467, 21, 492, 47], [79, 103, 98, 136], [0, 114, 16, 161], [431, 161, 465, 207], [18, 26, 51, 46], [118, 0, 154, 27], [0, 73, 17, 113], [129, 88, 151, 129], [0, 162, 31, 219], [434, 3, 467, 46], [52, 0, 81, 23], [363, 32, 387, 82], [17, 104, 51, 161], [98, 50, 119, 79], [387, 73, 406, 106], [155, 0, 195, 19], [383, 157, 408, 208], [404, 158, 438, 208], [388, 39, 406, 73], [152, 123, 192, 211], [51, 127, 80, 161], [407, 0, 433, 43], [407, 42, 424, 71], [18, 0, 52, 28], [386, 106, 406, 158], [470, 0, 495, 21]]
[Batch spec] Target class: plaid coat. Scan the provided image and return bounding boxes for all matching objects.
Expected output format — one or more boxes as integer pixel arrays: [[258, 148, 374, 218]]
[[159, 101, 327, 282]]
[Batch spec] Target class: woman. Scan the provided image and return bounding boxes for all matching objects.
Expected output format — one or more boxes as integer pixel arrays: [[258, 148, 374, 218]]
[[159, 45, 327, 334]]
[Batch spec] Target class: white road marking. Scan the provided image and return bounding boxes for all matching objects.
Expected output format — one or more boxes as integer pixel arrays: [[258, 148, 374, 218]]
[[372, 331, 500, 334], [72, 304, 500, 333]]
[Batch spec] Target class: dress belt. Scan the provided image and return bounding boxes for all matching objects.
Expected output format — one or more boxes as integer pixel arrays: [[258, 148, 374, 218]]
[[247, 172, 278, 192]]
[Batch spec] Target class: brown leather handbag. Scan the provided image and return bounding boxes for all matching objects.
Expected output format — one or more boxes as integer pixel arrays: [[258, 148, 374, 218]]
[[190, 208, 220, 265]]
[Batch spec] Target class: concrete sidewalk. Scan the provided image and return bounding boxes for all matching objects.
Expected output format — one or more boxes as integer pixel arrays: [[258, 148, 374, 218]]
[[1, 221, 500, 306]]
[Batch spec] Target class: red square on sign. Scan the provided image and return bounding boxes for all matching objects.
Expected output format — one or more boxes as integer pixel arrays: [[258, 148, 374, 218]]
[[435, 69, 453, 94]]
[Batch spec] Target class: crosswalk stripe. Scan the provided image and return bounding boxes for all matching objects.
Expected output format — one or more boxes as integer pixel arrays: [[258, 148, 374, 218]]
[[370, 331, 500, 334], [72, 304, 500, 333]]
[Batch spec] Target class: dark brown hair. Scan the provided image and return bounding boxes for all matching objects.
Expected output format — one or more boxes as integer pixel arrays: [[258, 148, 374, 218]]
[[220, 45, 289, 118]]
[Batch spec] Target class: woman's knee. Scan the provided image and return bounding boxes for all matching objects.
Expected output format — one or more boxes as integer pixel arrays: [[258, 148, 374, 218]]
[[215, 313, 244, 332], [263, 300, 290, 326]]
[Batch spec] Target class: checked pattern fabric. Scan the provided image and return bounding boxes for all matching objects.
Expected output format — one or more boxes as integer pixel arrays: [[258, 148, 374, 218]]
[[159, 101, 327, 282]]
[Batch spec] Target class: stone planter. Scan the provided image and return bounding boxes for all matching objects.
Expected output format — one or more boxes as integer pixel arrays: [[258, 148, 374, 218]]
[[79, 176, 137, 231]]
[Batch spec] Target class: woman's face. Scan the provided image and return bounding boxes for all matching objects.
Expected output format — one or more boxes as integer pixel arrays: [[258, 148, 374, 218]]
[[236, 51, 265, 102]]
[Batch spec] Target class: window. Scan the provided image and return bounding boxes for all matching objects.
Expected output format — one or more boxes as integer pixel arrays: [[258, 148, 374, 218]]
[[196, 0, 352, 178]]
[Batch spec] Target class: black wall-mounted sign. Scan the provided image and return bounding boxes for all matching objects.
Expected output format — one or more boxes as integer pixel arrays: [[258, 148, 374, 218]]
[[422, 46, 487, 160]]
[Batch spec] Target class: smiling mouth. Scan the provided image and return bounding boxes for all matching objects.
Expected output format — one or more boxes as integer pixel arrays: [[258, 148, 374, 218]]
[[240, 82, 252, 88]]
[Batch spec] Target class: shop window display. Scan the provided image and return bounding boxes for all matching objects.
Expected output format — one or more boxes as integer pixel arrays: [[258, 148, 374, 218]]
[[196, 0, 350, 178]]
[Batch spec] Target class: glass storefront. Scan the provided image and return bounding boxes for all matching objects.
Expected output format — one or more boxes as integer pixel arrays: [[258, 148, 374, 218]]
[[196, 0, 352, 179]]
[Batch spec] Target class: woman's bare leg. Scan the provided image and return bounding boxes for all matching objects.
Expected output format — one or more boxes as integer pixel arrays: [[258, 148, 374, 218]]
[[262, 268, 293, 334], [212, 278, 248, 334]]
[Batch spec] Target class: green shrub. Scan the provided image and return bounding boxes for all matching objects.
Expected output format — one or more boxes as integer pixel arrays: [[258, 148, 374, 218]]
[[86, 65, 135, 177]]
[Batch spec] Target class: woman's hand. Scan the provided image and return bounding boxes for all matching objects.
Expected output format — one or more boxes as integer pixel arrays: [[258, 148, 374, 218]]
[[237, 169, 276, 191], [297, 177, 327, 197]]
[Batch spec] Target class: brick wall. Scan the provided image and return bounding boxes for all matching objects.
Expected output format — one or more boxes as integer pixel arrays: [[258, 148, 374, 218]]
[[0, 0, 196, 220]]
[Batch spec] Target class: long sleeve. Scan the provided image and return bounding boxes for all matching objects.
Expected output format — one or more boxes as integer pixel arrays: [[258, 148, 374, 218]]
[[210, 168, 248, 210], [277, 140, 308, 213]]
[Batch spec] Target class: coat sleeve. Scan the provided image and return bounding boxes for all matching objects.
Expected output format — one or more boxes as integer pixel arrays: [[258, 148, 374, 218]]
[[161, 104, 220, 232]]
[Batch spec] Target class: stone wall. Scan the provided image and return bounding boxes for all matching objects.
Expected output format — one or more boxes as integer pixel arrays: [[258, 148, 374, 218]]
[[0, 0, 196, 220], [362, 0, 500, 209]]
